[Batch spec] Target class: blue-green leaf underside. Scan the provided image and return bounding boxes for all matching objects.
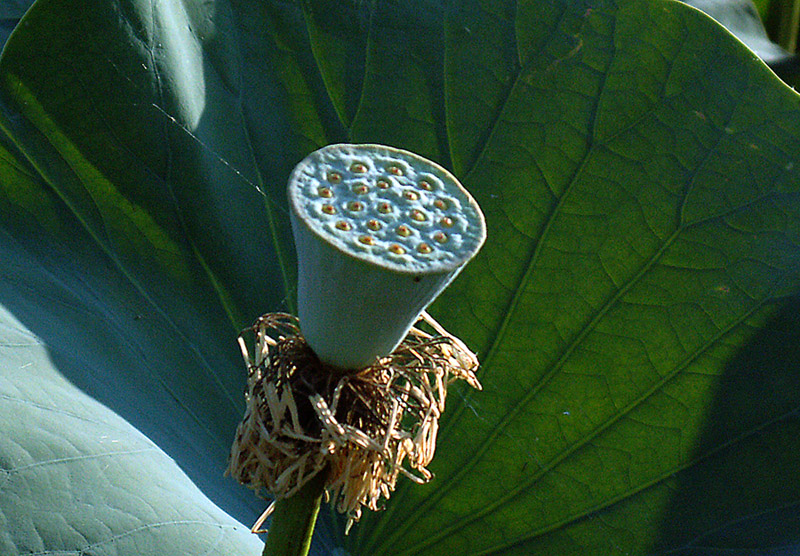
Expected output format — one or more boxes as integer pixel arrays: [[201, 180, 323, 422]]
[[1, 0, 799, 555]]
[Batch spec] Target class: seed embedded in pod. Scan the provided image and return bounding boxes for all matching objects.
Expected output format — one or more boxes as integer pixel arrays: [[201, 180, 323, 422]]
[[359, 235, 375, 245], [411, 209, 427, 222], [348, 201, 364, 212], [350, 162, 368, 173], [336, 221, 351, 231], [378, 202, 392, 214], [433, 231, 447, 243], [440, 216, 454, 227], [322, 204, 337, 215], [434, 198, 448, 210], [377, 179, 391, 189], [367, 219, 382, 231], [318, 187, 333, 198], [403, 190, 419, 201], [353, 184, 369, 195], [327, 171, 342, 183], [417, 243, 432, 254], [387, 165, 404, 176], [418, 180, 433, 191], [396, 225, 411, 237], [388, 243, 405, 255]]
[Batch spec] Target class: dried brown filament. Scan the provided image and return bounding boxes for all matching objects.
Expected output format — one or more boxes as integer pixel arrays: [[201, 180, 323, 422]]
[[226, 312, 481, 531]]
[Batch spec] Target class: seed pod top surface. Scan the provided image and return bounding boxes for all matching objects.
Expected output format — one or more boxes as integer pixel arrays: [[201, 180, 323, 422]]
[[288, 144, 486, 274]]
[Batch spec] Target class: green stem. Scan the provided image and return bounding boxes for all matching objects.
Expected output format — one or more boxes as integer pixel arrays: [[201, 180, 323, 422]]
[[770, 0, 800, 52], [262, 470, 328, 556]]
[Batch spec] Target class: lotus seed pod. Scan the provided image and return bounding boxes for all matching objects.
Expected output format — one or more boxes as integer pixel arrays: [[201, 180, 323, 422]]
[[288, 144, 486, 370]]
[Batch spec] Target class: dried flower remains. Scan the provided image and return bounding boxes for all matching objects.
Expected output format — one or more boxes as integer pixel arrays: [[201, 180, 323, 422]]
[[226, 311, 481, 532]]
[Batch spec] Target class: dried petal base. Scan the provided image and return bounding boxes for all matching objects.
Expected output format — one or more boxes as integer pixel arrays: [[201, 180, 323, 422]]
[[226, 312, 481, 532]]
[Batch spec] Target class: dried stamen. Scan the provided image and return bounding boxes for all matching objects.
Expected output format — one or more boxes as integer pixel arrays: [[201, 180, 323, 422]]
[[226, 312, 481, 533]]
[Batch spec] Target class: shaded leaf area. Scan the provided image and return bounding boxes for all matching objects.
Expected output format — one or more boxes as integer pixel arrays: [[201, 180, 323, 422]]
[[1, 0, 296, 329], [0, 112, 266, 553], [652, 298, 800, 554], [0, 0, 34, 48], [0, 296, 262, 555]]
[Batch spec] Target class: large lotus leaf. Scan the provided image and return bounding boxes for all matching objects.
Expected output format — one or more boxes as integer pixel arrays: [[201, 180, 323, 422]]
[[1, 1, 800, 556]]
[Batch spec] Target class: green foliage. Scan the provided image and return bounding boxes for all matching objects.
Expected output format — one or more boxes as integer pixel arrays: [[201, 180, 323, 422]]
[[1, 0, 799, 555]]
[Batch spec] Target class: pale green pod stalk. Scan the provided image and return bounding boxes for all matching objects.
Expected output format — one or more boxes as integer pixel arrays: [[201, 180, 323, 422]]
[[288, 144, 486, 370]]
